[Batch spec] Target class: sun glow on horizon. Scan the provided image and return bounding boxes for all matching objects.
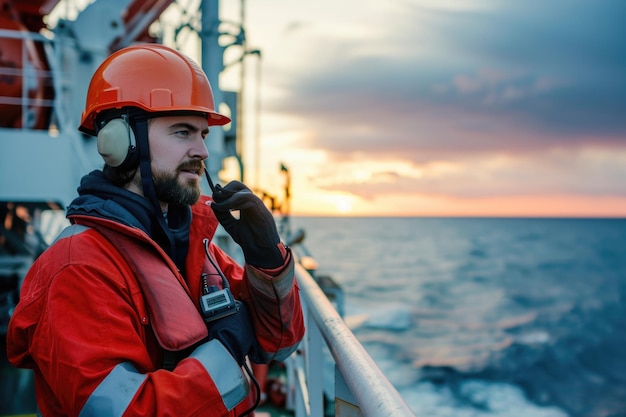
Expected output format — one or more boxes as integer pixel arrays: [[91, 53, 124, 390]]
[[334, 196, 354, 214], [285, 184, 626, 217]]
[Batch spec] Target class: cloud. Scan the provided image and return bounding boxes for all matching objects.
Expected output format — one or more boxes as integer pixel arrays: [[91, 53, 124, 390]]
[[313, 147, 626, 199], [246, 0, 626, 212], [262, 0, 626, 163]]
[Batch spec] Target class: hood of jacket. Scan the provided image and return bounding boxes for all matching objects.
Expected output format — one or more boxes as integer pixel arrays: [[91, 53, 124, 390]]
[[66, 170, 192, 270]]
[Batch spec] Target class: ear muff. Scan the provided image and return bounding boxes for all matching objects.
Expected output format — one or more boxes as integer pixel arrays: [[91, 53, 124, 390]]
[[96, 118, 137, 167]]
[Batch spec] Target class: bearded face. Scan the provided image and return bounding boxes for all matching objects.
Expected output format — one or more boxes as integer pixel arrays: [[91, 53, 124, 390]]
[[152, 160, 205, 206], [130, 114, 210, 208]]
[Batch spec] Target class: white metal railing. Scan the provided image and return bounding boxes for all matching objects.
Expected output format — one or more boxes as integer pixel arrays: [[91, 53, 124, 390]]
[[289, 262, 417, 417]]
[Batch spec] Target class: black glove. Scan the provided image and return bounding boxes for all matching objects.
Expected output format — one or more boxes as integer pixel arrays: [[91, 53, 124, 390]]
[[211, 181, 284, 269], [207, 301, 259, 365]]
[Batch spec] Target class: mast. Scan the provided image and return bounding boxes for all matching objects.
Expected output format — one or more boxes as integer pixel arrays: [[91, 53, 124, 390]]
[[200, 0, 227, 190]]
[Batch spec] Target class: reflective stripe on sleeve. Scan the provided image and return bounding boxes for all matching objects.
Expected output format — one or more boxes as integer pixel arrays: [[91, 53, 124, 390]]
[[190, 340, 249, 411], [79, 362, 147, 417], [52, 224, 90, 245]]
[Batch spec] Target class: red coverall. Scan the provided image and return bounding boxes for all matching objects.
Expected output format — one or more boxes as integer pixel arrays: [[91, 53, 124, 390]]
[[7, 195, 304, 416]]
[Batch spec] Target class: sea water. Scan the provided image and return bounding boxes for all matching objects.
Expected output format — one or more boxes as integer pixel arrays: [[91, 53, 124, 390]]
[[289, 217, 626, 417]]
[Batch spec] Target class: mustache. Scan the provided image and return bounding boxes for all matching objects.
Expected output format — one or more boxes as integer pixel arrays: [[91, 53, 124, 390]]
[[177, 160, 206, 175]]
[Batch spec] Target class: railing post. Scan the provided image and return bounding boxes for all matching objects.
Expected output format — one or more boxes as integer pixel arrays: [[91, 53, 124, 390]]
[[305, 302, 324, 417], [335, 369, 363, 417]]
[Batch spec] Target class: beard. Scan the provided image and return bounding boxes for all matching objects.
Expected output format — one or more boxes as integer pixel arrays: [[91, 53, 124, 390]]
[[152, 160, 204, 206]]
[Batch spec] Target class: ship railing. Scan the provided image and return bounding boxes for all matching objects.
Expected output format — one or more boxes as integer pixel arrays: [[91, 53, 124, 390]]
[[0, 28, 56, 130], [287, 261, 417, 417]]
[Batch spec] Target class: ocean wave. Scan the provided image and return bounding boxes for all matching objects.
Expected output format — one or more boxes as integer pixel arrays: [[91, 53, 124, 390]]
[[294, 217, 626, 417]]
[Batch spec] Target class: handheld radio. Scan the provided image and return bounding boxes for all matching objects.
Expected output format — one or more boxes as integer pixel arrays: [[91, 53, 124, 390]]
[[202, 168, 261, 416], [200, 238, 240, 323]]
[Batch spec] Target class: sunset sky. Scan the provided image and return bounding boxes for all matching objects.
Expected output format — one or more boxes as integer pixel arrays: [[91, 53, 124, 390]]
[[51, 0, 626, 217], [219, 0, 626, 217]]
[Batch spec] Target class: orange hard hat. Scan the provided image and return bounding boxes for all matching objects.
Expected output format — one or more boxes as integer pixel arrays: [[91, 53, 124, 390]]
[[79, 43, 230, 135]]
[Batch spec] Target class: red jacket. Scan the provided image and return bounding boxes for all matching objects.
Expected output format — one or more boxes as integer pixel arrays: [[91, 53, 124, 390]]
[[7, 195, 304, 416]]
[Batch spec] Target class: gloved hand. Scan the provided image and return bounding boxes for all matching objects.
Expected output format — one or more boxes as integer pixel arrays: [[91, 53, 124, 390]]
[[211, 181, 284, 269], [207, 301, 259, 365]]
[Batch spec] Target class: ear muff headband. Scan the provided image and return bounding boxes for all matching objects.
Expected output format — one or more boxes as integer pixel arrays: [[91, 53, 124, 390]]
[[96, 117, 137, 167]]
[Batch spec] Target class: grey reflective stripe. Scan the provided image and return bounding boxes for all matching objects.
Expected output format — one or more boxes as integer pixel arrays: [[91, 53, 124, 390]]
[[79, 362, 147, 417], [265, 341, 299, 363], [190, 340, 249, 411], [52, 224, 90, 245]]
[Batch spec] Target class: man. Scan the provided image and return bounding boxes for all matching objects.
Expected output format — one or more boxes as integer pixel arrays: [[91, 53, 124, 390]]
[[7, 43, 304, 416]]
